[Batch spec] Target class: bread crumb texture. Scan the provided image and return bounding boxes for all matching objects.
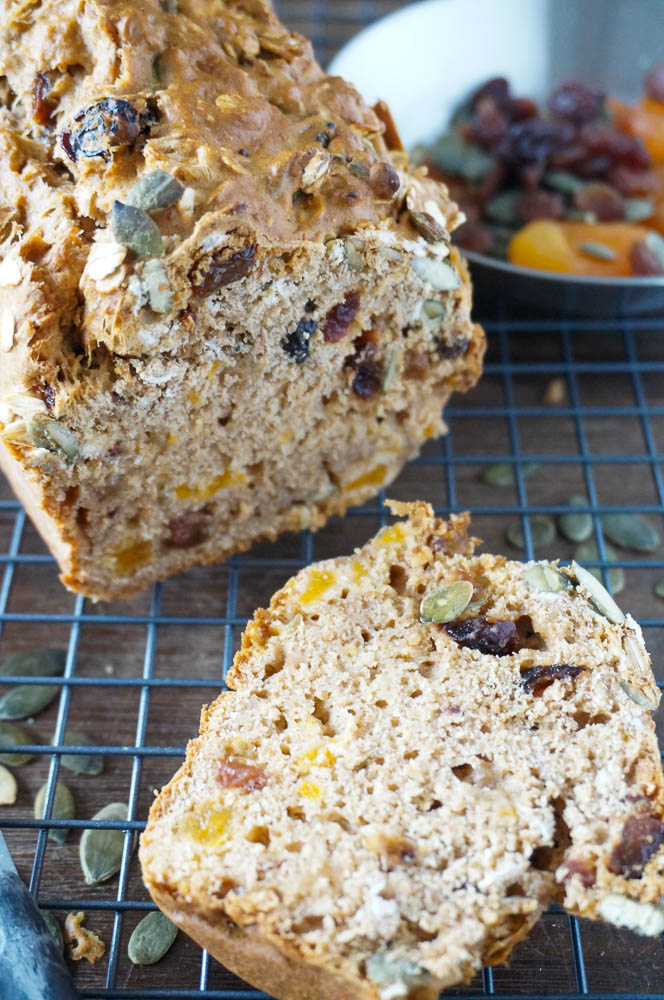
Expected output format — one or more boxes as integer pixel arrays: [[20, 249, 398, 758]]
[[0, 0, 483, 599], [141, 502, 664, 1000]]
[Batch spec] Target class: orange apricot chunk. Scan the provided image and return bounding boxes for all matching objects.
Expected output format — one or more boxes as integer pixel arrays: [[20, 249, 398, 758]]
[[509, 220, 652, 277], [610, 97, 664, 164]]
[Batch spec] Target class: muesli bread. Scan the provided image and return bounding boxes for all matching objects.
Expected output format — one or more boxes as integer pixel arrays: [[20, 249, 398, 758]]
[[0, 0, 483, 600], [141, 501, 664, 1000]]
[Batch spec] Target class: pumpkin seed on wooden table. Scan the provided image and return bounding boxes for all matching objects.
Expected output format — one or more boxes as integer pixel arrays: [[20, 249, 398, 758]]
[[481, 462, 540, 487], [558, 495, 593, 543], [80, 802, 129, 884], [40, 910, 64, 953], [506, 516, 556, 551], [0, 720, 35, 765], [59, 729, 103, 776], [600, 513, 660, 553], [574, 539, 625, 594], [420, 581, 473, 624], [128, 911, 178, 966], [34, 781, 75, 844], [0, 762, 17, 804], [0, 648, 66, 721]]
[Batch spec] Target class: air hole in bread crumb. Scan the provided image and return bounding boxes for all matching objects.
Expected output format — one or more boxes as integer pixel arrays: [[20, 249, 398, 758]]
[[280, 742, 290, 755], [218, 413, 231, 427], [326, 811, 354, 832], [573, 710, 610, 729], [390, 717, 400, 728], [418, 661, 434, 678], [403, 917, 437, 942], [410, 689, 422, 699], [375, 699, 387, 709], [287, 805, 305, 821], [255, 690, 268, 699], [274, 712, 288, 732], [292, 915, 324, 934], [404, 749, 419, 760], [340, 588, 349, 599], [211, 878, 237, 900], [452, 763, 474, 783], [389, 564, 408, 594], [361, 629, 371, 643], [246, 825, 270, 846], [285, 841, 302, 852], [264, 649, 285, 678], [515, 615, 545, 650]]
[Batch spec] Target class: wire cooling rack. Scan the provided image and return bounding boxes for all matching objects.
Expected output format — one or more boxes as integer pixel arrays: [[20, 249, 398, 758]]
[[2, 2, 664, 998]]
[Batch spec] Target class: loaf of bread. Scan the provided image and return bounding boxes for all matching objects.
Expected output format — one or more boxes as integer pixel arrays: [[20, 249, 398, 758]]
[[141, 501, 664, 1000], [0, 1, 482, 600]]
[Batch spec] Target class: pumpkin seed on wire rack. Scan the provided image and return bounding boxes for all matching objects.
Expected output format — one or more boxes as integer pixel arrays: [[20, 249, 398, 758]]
[[0, 720, 35, 765], [0, 681, 61, 720], [59, 729, 104, 776], [574, 539, 625, 594], [0, 646, 65, 720], [481, 461, 540, 488], [0, 762, 17, 804], [558, 495, 593, 543], [79, 802, 129, 885], [34, 781, 75, 844], [600, 512, 660, 553], [420, 581, 473, 624], [571, 562, 625, 624], [40, 910, 64, 953], [128, 911, 178, 966], [653, 578, 664, 601], [506, 516, 556, 551], [0, 648, 65, 678]]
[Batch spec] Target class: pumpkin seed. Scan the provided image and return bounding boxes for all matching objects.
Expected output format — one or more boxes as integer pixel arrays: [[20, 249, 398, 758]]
[[0, 720, 35, 765], [506, 516, 555, 551], [0, 762, 17, 804], [411, 256, 460, 291], [0, 681, 60, 720], [577, 240, 617, 261], [624, 634, 651, 675], [522, 564, 568, 593], [365, 954, 430, 987], [348, 161, 369, 180], [381, 347, 398, 393], [142, 259, 172, 314], [409, 211, 446, 244], [40, 910, 64, 953], [574, 539, 625, 594], [29, 418, 78, 462], [542, 170, 586, 195], [59, 729, 103, 776], [420, 581, 473, 624], [343, 240, 364, 271], [624, 197, 654, 223], [571, 561, 625, 623], [486, 190, 520, 225], [481, 462, 540, 487], [618, 679, 657, 711], [128, 911, 178, 966], [34, 781, 75, 844], [0, 648, 65, 679], [79, 802, 128, 885], [426, 131, 493, 182], [653, 577, 664, 600], [645, 231, 664, 270], [558, 495, 593, 543], [126, 171, 184, 213], [111, 202, 164, 258], [601, 513, 660, 553], [420, 299, 447, 330]]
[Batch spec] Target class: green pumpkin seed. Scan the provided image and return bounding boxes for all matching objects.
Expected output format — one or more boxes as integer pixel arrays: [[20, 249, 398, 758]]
[[0, 682, 60, 720], [624, 197, 654, 223], [29, 418, 78, 462], [409, 211, 447, 244], [34, 781, 74, 844], [486, 190, 520, 225], [542, 170, 586, 195], [522, 564, 568, 593], [624, 634, 651, 675], [577, 240, 617, 261], [426, 131, 493, 182], [653, 577, 664, 600], [574, 539, 625, 594], [506, 516, 556, 551], [572, 561, 625, 624], [381, 347, 398, 393], [481, 462, 540, 487], [348, 161, 369, 180], [59, 729, 103, 776], [645, 231, 664, 270], [111, 202, 164, 258], [0, 763, 17, 804], [0, 721, 35, 765], [411, 256, 460, 291], [128, 911, 178, 966], [558, 496, 593, 543], [40, 910, 64, 953], [79, 802, 128, 885], [126, 171, 184, 213], [0, 649, 65, 679], [366, 954, 430, 987], [601, 513, 660, 553], [618, 679, 657, 711], [420, 581, 473, 624]]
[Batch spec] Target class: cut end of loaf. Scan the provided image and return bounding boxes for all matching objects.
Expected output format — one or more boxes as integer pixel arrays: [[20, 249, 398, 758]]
[[141, 502, 664, 999]]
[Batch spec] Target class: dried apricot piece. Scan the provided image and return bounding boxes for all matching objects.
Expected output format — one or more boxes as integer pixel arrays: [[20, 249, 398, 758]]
[[509, 220, 652, 276]]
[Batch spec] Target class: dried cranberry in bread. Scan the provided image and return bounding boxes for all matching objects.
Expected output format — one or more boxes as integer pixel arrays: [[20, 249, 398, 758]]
[[141, 502, 664, 1000], [0, 1, 482, 599]]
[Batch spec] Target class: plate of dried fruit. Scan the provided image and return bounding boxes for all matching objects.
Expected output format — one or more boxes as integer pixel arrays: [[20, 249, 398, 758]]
[[330, 0, 664, 315]]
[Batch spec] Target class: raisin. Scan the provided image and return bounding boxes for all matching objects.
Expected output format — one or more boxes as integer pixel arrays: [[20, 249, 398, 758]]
[[217, 758, 268, 792], [324, 292, 361, 342], [60, 98, 151, 162], [516, 189, 565, 222], [166, 511, 210, 548], [608, 813, 664, 879], [32, 72, 57, 126], [445, 615, 521, 656], [549, 80, 605, 124], [454, 223, 494, 255], [561, 858, 596, 888], [352, 359, 382, 399], [282, 318, 317, 363], [522, 664, 585, 697], [608, 164, 655, 196], [315, 123, 336, 148], [498, 119, 574, 166], [508, 96, 538, 122], [369, 161, 401, 200], [572, 182, 624, 221], [29, 382, 55, 409], [466, 97, 509, 150], [470, 77, 510, 110], [644, 63, 664, 103], [630, 240, 664, 276], [435, 336, 470, 360], [193, 246, 256, 297]]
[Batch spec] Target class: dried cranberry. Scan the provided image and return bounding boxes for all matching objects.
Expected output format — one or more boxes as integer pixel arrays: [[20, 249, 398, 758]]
[[352, 359, 382, 399], [454, 222, 494, 255], [630, 240, 664, 276], [32, 72, 57, 126], [608, 164, 655, 196], [193, 246, 256, 298], [324, 292, 361, 342], [644, 63, 664, 103], [60, 98, 150, 162], [522, 664, 585, 697], [445, 615, 521, 656], [470, 76, 510, 110], [573, 182, 624, 221], [166, 511, 210, 548], [217, 758, 268, 792], [516, 189, 565, 222], [549, 80, 605, 124], [608, 813, 664, 879], [369, 160, 401, 199], [435, 336, 470, 360], [561, 858, 596, 889], [282, 318, 317, 363]]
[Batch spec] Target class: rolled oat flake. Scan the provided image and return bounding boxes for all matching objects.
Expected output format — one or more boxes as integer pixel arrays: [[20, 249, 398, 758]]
[[128, 911, 178, 965], [420, 580, 473, 624]]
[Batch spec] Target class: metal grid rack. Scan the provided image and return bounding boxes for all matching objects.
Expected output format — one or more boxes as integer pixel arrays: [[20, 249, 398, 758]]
[[1, 3, 664, 999]]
